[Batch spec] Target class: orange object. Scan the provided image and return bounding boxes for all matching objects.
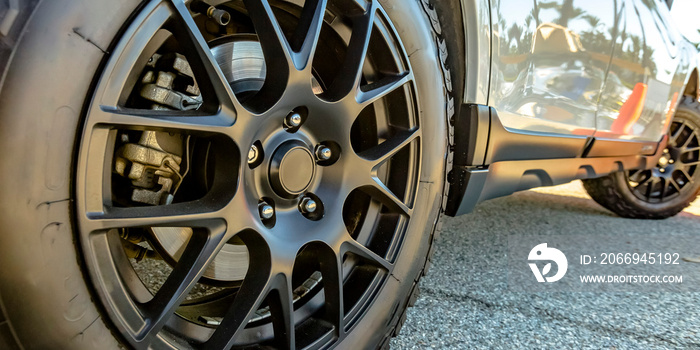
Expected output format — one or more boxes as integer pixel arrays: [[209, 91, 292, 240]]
[[610, 82, 648, 135]]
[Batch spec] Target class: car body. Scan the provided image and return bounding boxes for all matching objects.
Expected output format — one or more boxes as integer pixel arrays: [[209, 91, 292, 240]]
[[444, 0, 699, 216]]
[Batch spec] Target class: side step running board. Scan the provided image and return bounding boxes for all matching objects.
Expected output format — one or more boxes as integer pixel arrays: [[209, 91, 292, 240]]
[[444, 104, 665, 217]]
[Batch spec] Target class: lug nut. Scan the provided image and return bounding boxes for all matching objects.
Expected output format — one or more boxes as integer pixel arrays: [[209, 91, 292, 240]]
[[300, 197, 317, 213], [259, 202, 275, 220], [316, 146, 332, 161], [248, 145, 259, 164], [660, 168, 666, 173], [285, 113, 302, 128], [669, 159, 675, 164]]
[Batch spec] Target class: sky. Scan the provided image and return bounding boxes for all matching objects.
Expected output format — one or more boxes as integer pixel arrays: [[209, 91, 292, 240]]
[[670, 0, 700, 44]]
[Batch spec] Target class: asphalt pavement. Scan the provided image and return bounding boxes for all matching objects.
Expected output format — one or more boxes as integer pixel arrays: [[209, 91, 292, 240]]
[[391, 181, 700, 350]]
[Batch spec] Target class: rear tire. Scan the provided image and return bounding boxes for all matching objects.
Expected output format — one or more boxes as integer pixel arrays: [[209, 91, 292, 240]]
[[583, 96, 700, 219]]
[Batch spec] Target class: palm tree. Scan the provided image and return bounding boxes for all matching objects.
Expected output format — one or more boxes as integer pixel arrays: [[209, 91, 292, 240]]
[[558, 0, 585, 27], [582, 14, 601, 32]]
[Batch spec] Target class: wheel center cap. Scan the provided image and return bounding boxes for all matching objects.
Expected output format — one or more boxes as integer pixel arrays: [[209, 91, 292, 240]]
[[269, 141, 315, 198]]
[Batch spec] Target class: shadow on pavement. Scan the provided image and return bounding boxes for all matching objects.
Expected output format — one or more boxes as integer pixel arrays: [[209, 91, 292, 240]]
[[391, 181, 700, 349]]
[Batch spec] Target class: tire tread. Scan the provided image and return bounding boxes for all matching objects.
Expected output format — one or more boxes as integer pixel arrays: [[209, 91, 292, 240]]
[[380, 0, 462, 347]]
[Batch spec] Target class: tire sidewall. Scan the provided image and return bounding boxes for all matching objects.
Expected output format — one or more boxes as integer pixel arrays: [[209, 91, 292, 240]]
[[0, 0, 452, 348], [0, 0, 142, 349]]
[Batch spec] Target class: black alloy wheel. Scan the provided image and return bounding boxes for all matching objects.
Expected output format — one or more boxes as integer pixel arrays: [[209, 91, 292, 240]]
[[583, 96, 700, 219], [626, 116, 700, 203], [72, 0, 448, 348]]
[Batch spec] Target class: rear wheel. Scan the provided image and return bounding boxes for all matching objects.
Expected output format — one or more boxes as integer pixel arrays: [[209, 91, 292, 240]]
[[0, 0, 460, 349], [583, 96, 700, 219]]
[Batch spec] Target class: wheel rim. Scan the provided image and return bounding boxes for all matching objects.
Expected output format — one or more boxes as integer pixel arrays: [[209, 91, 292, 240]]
[[626, 117, 700, 203], [75, 0, 421, 348]]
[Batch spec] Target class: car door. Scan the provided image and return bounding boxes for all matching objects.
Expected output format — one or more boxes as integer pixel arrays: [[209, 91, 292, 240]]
[[489, 0, 618, 136], [595, 0, 688, 141]]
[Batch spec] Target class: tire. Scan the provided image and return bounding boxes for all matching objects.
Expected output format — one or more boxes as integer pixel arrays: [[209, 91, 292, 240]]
[[583, 96, 700, 220], [0, 0, 463, 349]]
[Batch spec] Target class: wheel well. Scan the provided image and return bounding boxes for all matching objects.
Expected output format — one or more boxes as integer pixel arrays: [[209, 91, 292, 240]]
[[684, 68, 699, 100]]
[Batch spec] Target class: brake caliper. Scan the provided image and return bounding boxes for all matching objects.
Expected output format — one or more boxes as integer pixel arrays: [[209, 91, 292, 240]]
[[115, 131, 183, 205], [113, 53, 202, 205], [140, 52, 202, 110]]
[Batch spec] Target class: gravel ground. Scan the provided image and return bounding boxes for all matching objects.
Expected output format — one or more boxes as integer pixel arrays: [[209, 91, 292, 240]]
[[391, 181, 700, 350]]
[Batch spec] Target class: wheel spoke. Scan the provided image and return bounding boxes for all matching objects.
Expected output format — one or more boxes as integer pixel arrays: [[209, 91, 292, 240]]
[[681, 146, 700, 155], [658, 178, 668, 202], [366, 177, 412, 215], [90, 106, 233, 134], [635, 173, 653, 188], [629, 169, 643, 180], [243, 0, 294, 71], [681, 168, 695, 183], [670, 177, 682, 193], [356, 72, 413, 108], [669, 124, 684, 146], [204, 231, 273, 349], [317, 246, 344, 338], [241, 0, 298, 112], [325, 2, 377, 100], [346, 129, 417, 216], [170, 0, 240, 113], [267, 275, 296, 350], [359, 129, 419, 168], [341, 237, 392, 271], [291, 0, 328, 71], [681, 130, 697, 148], [353, 214, 376, 245], [204, 282, 270, 349], [82, 202, 225, 232], [645, 178, 657, 200], [138, 222, 228, 341]]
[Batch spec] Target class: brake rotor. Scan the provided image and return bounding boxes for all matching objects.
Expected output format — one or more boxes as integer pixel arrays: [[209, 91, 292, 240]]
[[151, 227, 249, 282]]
